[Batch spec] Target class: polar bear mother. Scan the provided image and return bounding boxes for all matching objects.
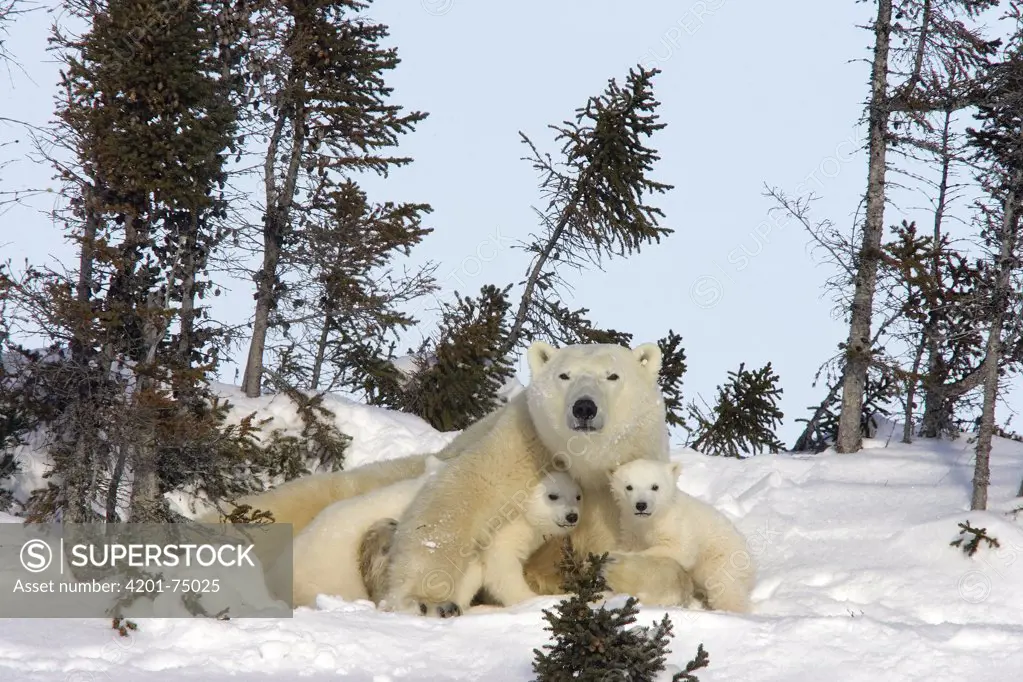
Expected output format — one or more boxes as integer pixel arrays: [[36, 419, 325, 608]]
[[219, 341, 691, 614], [381, 340, 692, 616]]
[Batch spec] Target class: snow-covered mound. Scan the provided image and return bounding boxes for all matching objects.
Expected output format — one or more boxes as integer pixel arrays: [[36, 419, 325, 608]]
[[3, 393, 1023, 680], [2, 382, 460, 515], [208, 382, 457, 471]]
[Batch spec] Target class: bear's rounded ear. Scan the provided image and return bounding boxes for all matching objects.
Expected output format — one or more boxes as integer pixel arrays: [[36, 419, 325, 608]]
[[633, 342, 662, 376], [669, 461, 682, 482], [527, 341, 558, 376]]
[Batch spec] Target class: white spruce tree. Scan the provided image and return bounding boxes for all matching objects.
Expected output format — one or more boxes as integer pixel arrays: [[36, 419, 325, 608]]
[[6, 0, 302, 522], [506, 66, 673, 353], [236, 0, 428, 398], [688, 363, 785, 458], [273, 180, 436, 393]]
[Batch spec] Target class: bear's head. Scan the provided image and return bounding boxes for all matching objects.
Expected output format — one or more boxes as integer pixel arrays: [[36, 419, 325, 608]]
[[525, 341, 667, 480], [609, 459, 681, 520], [525, 472, 582, 535]]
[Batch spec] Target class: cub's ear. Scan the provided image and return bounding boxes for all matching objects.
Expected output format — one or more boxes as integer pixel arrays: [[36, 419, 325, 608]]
[[669, 461, 682, 482], [633, 342, 662, 377], [527, 341, 559, 376]]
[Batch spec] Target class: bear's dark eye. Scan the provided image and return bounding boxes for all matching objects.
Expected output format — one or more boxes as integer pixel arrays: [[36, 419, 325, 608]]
[[559, 372, 570, 380], [625, 485, 633, 491], [607, 373, 619, 381], [576, 495, 582, 501], [548, 493, 559, 501], [651, 484, 659, 491]]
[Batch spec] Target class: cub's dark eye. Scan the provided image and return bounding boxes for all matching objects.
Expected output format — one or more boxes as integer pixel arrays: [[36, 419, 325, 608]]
[[576, 495, 582, 501], [548, 493, 559, 501], [559, 373, 571, 380], [625, 485, 633, 491], [607, 373, 619, 381], [651, 484, 659, 491]]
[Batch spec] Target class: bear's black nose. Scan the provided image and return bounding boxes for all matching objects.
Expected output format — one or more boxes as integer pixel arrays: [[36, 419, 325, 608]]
[[635, 501, 647, 512], [565, 512, 578, 524], [572, 397, 598, 421]]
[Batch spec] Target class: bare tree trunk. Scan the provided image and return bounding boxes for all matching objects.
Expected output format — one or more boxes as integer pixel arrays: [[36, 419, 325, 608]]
[[242, 86, 307, 398], [241, 225, 278, 397], [61, 405, 97, 523], [128, 447, 164, 522], [837, 0, 893, 453], [920, 364, 984, 437], [105, 444, 128, 522], [903, 335, 926, 443], [973, 333, 1000, 511], [73, 187, 98, 352], [918, 333, 950, 437], [310, 313, 332, 390], [177, 212, 198, 367], [972, 186, 1020, 511], [51, 183, 104, 523], [128, 284, 173, 521], [902, 0, 931, 96], [920, 109, 956, 439], [505, 181, 585, 353]]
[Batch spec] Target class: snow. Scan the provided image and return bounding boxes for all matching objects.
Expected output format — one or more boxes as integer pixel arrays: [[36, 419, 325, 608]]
[[4, 382, 458, 517], [3, 397, 1023, 680], [205, 382, 457, 472]]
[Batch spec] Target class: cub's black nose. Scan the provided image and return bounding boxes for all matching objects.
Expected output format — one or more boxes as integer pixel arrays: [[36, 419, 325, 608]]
[[572, 397, 598, 421], [565, 512, 579, 525], [635, 501, 648, 512]]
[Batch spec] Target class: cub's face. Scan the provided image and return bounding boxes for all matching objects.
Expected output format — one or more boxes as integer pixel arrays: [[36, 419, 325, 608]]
[[610, 460, 681, 519], [526, 472, 582, 535], [525, 341, 663, 449]]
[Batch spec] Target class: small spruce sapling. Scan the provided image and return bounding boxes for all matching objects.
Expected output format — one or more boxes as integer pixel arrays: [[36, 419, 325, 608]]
[[950, 520, 1001, 557], [657, 331, 688, 428], [532, 551, 709, 682], [111, 617, 138, 637], [367, 285, 515, 431], [688, 362, 784, 458]]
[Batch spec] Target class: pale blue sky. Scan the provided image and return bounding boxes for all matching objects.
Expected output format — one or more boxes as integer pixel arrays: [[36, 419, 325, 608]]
[[3, 0, 1014, 447]]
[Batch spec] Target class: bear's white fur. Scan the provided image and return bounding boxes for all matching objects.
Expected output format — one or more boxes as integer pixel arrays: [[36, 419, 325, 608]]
[[276, 455, 446, 608], [380, 341, 689, 617], [452, 472, 582, 610], [212, 341, 690, 614], [610, 459, 756, 613]]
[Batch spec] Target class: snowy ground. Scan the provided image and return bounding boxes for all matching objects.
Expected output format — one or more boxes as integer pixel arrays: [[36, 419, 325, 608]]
[[3, 397, 1023, 680]]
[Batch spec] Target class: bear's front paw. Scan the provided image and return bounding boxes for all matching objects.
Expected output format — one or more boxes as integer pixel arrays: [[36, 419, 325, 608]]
[[416, 600, 462, 618], [602, 552, 695, 607]]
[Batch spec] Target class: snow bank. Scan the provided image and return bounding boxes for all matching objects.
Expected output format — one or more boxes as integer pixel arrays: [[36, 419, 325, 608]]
[[4, 389, 1023, 680], [208, 383, 457, 470], [3, 382, 460, 516]]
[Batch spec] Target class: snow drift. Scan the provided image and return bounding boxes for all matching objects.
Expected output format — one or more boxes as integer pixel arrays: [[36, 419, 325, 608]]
[[1, 389, 1023, 680]]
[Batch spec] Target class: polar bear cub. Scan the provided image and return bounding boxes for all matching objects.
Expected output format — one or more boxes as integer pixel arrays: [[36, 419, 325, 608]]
[[450, 472, 583, 611], [610, 459, 755, 613], [280, 454, 447, 608]]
